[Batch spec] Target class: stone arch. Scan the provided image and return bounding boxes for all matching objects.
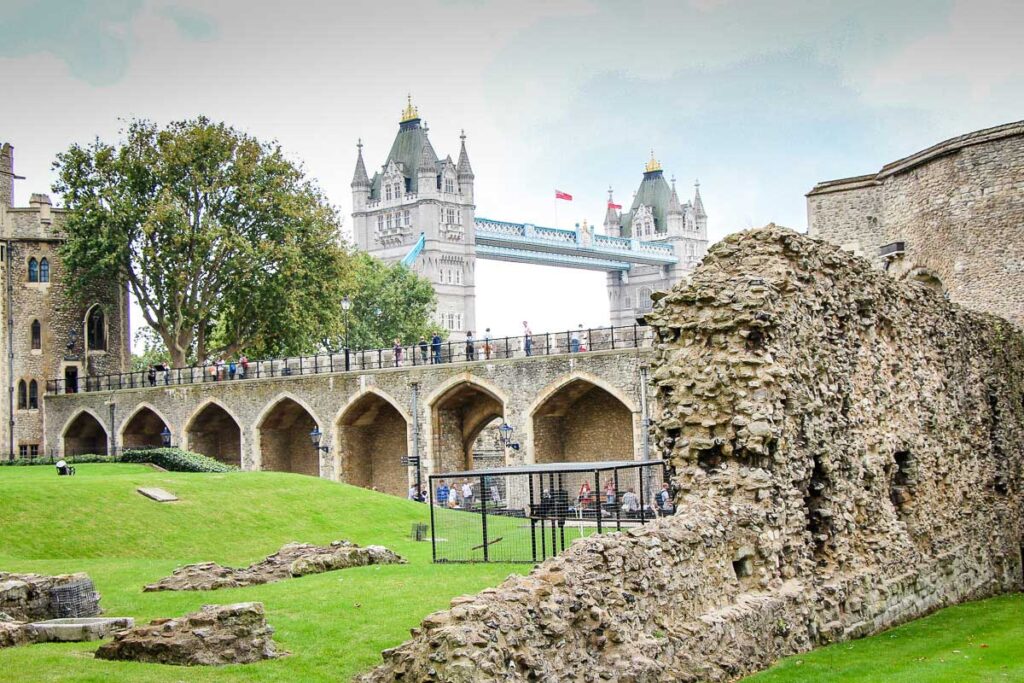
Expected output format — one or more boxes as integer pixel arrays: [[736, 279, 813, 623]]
[[255, 393, 322, 476], [528, 373, 636, 465], [334, 388, 411, 497], [903, 266, 945, 295], [427, 375, 508, 473], [62, 408, 108, 456], [185, 399, 242, 467], [120, 403, 172, 449]]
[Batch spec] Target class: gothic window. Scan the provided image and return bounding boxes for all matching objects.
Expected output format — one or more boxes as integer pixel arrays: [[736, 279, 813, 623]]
[[385, 185, 393, 201], [456, 269, 462, 285], [404, 210, 410, 226], [87, 306, 106, 351], [638, 287, 654, 312], [444, 178, 455, 194], [395, 182, 403, 198], [457, 210, 462, 224], [377, 215, 384, 231], [31, 320, 41, 350], [17, 380, 26, 409], [386, 214, 393, 229], [28, 258, 38, 282], [39, 258, 49, 282], [28, 380, 38, 410]]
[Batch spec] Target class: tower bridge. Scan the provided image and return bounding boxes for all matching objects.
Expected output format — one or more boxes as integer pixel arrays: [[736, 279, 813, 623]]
[[351, 98, 709, 335]]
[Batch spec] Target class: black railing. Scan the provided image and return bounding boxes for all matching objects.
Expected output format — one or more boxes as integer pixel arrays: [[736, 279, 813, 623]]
[[46, 324, 652, 395]]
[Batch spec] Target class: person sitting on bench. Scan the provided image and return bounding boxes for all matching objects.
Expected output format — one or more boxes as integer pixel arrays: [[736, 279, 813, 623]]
[[55, 460, 75, 476]]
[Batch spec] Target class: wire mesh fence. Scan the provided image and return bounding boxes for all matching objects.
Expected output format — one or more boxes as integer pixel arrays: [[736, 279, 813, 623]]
[[429, 460, 672, 564]]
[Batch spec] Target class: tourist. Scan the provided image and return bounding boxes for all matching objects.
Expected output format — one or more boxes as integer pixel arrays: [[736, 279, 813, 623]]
[[419, 336, 428, 363], [657, 483, 674, 513], [408, 484, 419, 501], [461, 479, 474, 508], [622, 487, 640, 515], [393, 338, 403, 367], [228, 359, 237, 380], [577, 480, 593, 509], [522, 321, 532, 356], [216, 358, 226, 381], [431, 332, 442, 364], [603, 478, 616, 506], [571, 325, 581, 353], [239, 355, 249, 379], [484, 328, 493, 360], [147, 365, 157, 387], [435, 480, 450, 506], [465, 331, 475, 361], [208, 364, 217, 382]]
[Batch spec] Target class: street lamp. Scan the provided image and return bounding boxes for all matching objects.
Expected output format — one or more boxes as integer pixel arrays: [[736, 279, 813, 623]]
[[497, 421, 519, 450], [309, 427, 330, 453], [160, 426, 172, 448], [341, 295, 352, 371]]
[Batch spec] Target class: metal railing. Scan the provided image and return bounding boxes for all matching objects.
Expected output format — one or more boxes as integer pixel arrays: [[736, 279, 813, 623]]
[[46, 324, 652, 395]]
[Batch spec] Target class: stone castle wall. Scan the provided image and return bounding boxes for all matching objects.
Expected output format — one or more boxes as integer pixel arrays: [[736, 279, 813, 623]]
[[808, 120, 1024, 327], [359, 227, 1024, 682]]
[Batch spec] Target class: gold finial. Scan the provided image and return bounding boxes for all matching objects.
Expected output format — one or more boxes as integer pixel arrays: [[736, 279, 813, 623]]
[[645, 149, 662, 173], [400, 94, 419, 122]]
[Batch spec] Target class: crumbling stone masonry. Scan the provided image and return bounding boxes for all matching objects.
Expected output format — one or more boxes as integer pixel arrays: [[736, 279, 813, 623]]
[[0, 572, 99, 622], [358, 226, 1024, 682], [144, 540, 405, 591]]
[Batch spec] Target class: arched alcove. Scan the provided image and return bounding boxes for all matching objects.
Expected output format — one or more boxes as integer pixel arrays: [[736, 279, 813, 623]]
[[431, 380, 505, 473], [258, 397, 320, 476], [186, 401, 242, 466], [337, 391, 409, 496], [63, 411, 108, 456], [531, 378, 634, 464], [121, 406, 170, 449]]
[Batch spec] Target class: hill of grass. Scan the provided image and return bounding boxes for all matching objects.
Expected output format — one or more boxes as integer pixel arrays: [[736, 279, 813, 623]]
[[1, 464, 1020, 682]]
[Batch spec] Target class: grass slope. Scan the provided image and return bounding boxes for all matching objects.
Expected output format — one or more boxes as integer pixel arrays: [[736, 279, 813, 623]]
[[0, 464, 523, 681]]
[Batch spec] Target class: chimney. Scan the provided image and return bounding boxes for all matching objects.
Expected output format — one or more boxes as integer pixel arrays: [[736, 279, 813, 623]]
[[29, 193, 52, 223], [0, 143, 14, 208]]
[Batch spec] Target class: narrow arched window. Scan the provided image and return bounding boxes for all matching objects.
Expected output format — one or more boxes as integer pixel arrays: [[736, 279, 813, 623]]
[[28, 258, 38, 282], [28, 380, 38, 410], [39, 258, 49, 282], [87, 306, 106, 351], [31, 320, 41, 350], [385, 185, 392, 201], [17, 380, 26, 409]]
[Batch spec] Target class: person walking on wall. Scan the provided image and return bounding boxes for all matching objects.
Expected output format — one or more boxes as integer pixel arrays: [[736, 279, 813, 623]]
[[522, 321, 533, 356], [228, 359, 237, 380], [239, 355, 249, 379], [484, 327, 493, 360], [431, 332, 442, 364], [419, 336, 429, 364], [393, 338, 403, 367], [465, 331, 475, 361], [147, 365, 157, 387], [570, 325, 581, 353]]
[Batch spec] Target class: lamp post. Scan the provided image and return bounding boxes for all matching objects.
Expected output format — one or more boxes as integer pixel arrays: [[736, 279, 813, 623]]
[[160, 426, 172, 448], [497, 421, 519, 451], [341, 295, 352, 371], [309, 427, 330, 454]]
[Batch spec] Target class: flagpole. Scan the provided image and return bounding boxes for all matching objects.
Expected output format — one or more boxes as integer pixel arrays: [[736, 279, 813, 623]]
[[554, 193, 558, 229]]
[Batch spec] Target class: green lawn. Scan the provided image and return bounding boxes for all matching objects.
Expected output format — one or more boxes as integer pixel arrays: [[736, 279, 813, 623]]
[[0, 464, 525, 681], [1, 465, 1020, 682]]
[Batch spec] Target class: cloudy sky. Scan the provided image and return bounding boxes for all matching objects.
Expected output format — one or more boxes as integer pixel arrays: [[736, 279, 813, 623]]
[[3, 0, 1022, 340]]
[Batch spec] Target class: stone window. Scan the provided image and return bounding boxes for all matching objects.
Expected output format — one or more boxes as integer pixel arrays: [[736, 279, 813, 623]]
[[377, 215, 384, 231], [404, 210, 410, 226], [39, 257, 49, 282], [28, 257, 38, 282], [28, 380, 38, 409], [385, 185, 393, 201], [395, 182, 403, 198], [19, 444, 39, 458], [31, 319, 41, 350], [17, 380, 27, 409], [87, 306, 106, 351], [444, 177, 455, 194]]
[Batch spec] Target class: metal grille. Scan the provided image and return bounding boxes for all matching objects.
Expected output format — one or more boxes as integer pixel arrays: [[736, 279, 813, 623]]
[[49, 577, 101, 618], [429, 460, 672, 564]]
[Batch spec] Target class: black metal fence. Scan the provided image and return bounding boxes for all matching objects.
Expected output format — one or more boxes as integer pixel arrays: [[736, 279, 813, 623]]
[[46, 324, 652, 395], [429, 460, 672, 564]]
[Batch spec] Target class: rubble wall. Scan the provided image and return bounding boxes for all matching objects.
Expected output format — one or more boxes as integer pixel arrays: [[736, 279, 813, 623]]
[[359, 227, 1024, 682]]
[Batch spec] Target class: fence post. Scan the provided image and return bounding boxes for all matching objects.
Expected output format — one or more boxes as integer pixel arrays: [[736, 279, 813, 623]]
[[638, 465, 646, 523], [633, 324, 638, 348], [429, 477, 437, 563], [545, 333, 550, 355], [528, 472, 538, 563], [613, 468, 621, 531], [480, 475, 489, 562], [594, 469, 602, 534]]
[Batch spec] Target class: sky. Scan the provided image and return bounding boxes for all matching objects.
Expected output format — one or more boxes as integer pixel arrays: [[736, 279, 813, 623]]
[[3, 0, 1023, 341]]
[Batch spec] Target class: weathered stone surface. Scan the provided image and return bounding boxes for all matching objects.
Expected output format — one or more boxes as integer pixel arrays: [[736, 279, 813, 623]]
[[31, 616, 134, 642], [144, 541, 405, 592], [358, 227, 1024, 682], [137, 487, 178, 502], [94, 602, 280, 666], [0, 572, 100, 622]]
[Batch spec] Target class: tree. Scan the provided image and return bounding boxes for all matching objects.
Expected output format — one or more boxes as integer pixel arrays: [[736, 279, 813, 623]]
[[54, 117, 350, 367], [332, 253, 444, 352], [130, 327, 170, 372]]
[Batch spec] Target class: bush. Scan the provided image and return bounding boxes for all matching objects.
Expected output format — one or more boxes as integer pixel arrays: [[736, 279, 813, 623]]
[[120, 448, 237, 473], [1, 454, 115, 466]]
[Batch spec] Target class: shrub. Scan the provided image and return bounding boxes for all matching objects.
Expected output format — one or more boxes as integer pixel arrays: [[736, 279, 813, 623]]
[[120, 448, 237, 473], [1, 454, 114, 466]]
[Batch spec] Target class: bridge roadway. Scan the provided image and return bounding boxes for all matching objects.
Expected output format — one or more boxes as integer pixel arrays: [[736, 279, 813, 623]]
[[44, 340, 656, 498]]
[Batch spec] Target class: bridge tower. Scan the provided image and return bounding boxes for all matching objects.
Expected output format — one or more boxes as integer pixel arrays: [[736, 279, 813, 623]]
[[351, 97, 476, 338], [606, 152, 708, 325]]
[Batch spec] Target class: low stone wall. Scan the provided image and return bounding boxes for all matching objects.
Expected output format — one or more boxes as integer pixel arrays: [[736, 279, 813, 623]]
[[0, 572, 100, 622], [359, 227, 1024, 681], [145, 541, 405, 591]]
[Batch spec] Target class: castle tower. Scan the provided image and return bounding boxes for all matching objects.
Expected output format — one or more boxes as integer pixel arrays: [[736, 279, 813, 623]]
[[351, 98, 477, 338], [604, 186, 621, 238], [606, 151, 709, 325]]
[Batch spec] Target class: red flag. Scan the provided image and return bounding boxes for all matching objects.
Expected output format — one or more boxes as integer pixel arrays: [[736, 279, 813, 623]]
[[607, 201, 622, 210], [555, 190, 573, 201]]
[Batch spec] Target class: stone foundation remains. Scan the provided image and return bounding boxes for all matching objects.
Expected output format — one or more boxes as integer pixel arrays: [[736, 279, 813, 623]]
[[144, 540, 405, 591], [0, 572, 100, 622], [359, 226, 1024, 682], [95, 602, 280, 666]]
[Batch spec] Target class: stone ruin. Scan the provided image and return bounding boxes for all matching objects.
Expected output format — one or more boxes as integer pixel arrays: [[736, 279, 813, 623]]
[[145, 540, 405, 591], [95, 602, 281, 666], [359, 227, 1024, 682]]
